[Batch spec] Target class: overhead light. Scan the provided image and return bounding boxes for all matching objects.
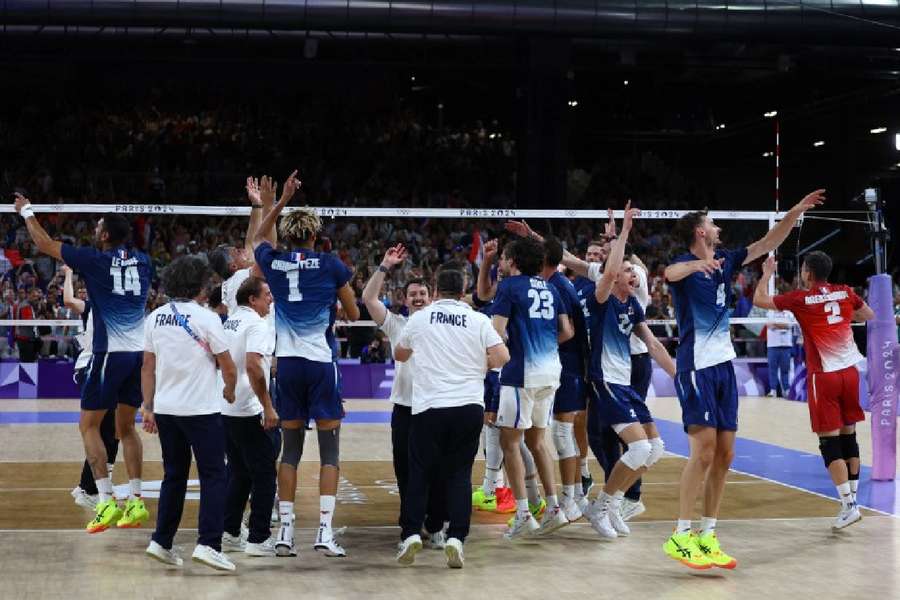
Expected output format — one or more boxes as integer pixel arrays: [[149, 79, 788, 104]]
[[568, 100, 579, 107], [623, 80, 629, 86], [715, 124, 726, 130], [813, 140, 825, 147], [871, 127, 888, 134], [410, 75, 416, 82], [489, 133, 496, 139], [764, 111, 778, 118], [895, 133, 900, 150], [762, 151, 774, 157]]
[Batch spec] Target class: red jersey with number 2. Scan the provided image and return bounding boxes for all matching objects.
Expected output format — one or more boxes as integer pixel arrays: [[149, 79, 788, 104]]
[[773, 284, 864, 374]]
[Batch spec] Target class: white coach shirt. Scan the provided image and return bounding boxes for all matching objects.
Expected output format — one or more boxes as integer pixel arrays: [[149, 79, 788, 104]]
[[222, 267, 276, 330], [220, 306, 275, 417], [380, 311, 413, 407], [144, 301, 230, 416], [398, 299, 504, 415]]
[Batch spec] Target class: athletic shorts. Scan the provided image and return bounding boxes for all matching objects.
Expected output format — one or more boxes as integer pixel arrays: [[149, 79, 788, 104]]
[[675, 361, 739, 432], [496, 384, 558, 430], [807, 366, 864, 433], [483, 371, 501, 413], [553, 372, 587, 414], [630, 353, 652, 399], [81, 351, 142, 411], [275, 357, 344, 424], [590, 380, 652, 427]]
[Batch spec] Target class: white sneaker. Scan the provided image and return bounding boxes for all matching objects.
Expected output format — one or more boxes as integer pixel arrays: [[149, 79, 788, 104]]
[[534, 505, 569, 536], [271, 506, 280, 526], [832, 504, 862, 530], [766, 390, 777, 398], [620, 498, 646, 522], [222, 532, 246, 552], [427, 530, 447, 550], [504, 513, 539, 541], [275, 522, 296, 557], [576, 496, 590, 518], [313, 525, 347, 557], [444, 537, 464, 569], [245, 537, 277, 557], [562, 499, 583, 523], [396, 534, 423, 566], [588, 506, 618, 539], [191, 545, 236, 571], [146, 540, 183, 566], [71, 486, 98, 511], [608, 506, 630, 536]]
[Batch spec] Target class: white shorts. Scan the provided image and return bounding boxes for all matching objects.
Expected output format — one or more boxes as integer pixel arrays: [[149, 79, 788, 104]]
[[496, 385, 558, 430]]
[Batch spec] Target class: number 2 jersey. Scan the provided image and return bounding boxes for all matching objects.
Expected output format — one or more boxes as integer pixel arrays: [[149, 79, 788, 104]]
[[491, 274, 564, 388], [254, 242, 351, 363], [773, 284, 864, 373], [585, 293, 646, 385], [61, 245, 151, 353]]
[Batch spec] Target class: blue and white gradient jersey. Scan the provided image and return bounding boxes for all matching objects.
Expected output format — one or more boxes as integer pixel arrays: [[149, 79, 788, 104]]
[[255, 243, 351, 363], [492, 274, 564, 388], [669, 247, 748, 372], [61, 245, 151, 353], [586, 293, 645, 385], [548, 272, 587, 377]]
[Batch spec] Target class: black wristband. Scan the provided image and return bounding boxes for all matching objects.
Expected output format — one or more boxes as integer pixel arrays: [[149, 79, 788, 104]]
[[378, 265, 389, 273], [251, 205, 263, 210]]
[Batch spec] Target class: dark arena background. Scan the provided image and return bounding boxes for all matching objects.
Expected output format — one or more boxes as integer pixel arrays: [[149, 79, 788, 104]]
[[1, 2, 899, 598]]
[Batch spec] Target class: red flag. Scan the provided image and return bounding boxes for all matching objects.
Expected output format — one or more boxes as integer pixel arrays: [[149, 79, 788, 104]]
[[468, 226, 483, 266]]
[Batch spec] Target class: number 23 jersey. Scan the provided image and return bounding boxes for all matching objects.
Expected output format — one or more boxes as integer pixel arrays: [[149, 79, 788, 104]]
[[774, 284, 863, 373], [61, 245, 150, 353], [255, 242, 351, 362]]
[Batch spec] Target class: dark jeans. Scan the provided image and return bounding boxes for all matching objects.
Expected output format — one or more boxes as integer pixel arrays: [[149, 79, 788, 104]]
[[16, 339, 40, 362], [152, 413, 227, 552], [391, 404, 446, 535], [768, 346, 791, 395], [78, 407, 119, 494], [223, 414, 279, 544], [400, 404, 483, 543]]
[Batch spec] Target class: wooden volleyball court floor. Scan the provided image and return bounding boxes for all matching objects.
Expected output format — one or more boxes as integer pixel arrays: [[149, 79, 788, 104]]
[[1, 395, 898, 599]]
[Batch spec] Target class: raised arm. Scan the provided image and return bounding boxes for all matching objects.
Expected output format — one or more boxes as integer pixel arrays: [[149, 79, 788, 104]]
[[253, 170, 301, 249], [744, 189, 825, 264], [13, 194, 63, 260], [245, 176, 263, 254], [259, 175, 279, 246], [61, 265, 85, 314], [595, 202, 638, 305], [664, 257, 724, 283], [337, 283, 361, 322], [477, 239, 499, 301], [753, 256, 778, 310], [362, 245, 405, 326]]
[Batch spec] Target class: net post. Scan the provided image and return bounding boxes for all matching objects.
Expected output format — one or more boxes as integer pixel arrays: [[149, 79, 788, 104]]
[[866, 273, 898, 481]]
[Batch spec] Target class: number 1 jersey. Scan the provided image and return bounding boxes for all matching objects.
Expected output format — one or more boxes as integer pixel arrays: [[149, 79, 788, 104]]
[[255, 242, 351, 363], [773, 284, 864, 373], [492, 274, 564, 388], [61, 244, 151, 353]]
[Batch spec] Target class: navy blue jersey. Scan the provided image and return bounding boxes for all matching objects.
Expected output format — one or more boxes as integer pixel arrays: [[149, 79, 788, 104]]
[[61, 245, 151, 353], [492, 274, 563, 388], [586, 293, 646, 385], [548, 272, 587, 377], [574, 276, 596, 340], [255, 243, 351, 362], [669, 247, 748, 372]]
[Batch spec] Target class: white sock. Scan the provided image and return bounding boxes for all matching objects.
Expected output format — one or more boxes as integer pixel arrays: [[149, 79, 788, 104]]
[[516, 498, 530, 518], [525, 477, 541, 506], [849, 478, 859, 501], [106, 463, 114, 481], [546, 494, 559, 510], [319, 495, 336, 529], [574, 482, 585, 501], [700, 516, 717, 536], [676, 519, 692, 534], [562, 484, 575, 501], [482, 468, 501, 497], [128, 479, 142, 499], [483, 425, 503, 496], [96, 477, 113, 503], [279, 501, 295, 525], [837, 482, 853, 508], [580, 458, 590, 479]]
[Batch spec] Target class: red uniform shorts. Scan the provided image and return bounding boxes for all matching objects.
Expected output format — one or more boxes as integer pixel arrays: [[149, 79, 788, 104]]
[[807, 366, 864, 433]]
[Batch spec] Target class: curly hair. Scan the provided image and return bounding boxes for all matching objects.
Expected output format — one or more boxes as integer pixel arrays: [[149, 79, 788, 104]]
[[279, 206, 322, 246], [508, 237, 544, 277], [162, 256, 212, 300]]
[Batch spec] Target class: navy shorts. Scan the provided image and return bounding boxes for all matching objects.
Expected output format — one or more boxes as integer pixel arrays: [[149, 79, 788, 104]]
[[81, 351, 143, 411], [483, 371, 501, 413], [630, 353, 652, 400], [276, 357, 344, 424], [590, 380, 652, 427], [553, 372, 587, 414], [675, 361, 739, 432]]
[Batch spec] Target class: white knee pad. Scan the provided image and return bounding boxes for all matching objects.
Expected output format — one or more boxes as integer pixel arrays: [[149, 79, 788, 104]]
[[620, 439, 653, 471], [646, 437, 665, 467], [551, 420, 577, 459]]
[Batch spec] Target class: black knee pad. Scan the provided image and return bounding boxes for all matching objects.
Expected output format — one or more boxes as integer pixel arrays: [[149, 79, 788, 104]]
[[318, 427, 340, 468], [281, 428, 306, 468], [819, 436, 843, 468], [839, 432, 860, 461]]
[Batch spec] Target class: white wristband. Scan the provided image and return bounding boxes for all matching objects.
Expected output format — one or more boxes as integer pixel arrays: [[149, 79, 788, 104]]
[[19, 205, 35, 219]]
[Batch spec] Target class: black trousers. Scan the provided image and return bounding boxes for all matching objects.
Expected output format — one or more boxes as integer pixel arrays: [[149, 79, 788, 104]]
[[400, 404, 483, 542], [78, 407, 119, 495], [152, 413, 227, 551], [391, 404, 446, 535], [17, 339, 40, 362], [223, 414, 279, 544]]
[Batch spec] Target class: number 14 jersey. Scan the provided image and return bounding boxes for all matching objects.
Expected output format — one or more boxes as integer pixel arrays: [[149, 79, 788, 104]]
[[774, 284, 864, 373]]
